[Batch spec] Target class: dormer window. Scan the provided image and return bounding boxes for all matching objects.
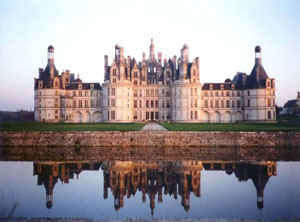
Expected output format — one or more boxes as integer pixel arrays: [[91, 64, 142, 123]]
[[91, 84, 94, 89], [79, 84, 82, 89], [38, 81, 43, 89]]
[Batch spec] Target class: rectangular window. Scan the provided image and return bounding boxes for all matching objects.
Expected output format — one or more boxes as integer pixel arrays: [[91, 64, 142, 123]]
[[166, 101, 170, 108], [151, 100, 154, 108], [221, 100, 224, 108], [85, 100, 88, 108], [73, 91, 76, 96], [248, 100, 250, 107], [79, 91, 82, 97], [112, 88, 115, 96], [204, 100, 208, 108], [195, 111, 198, 120], [210, 100, 213, 108], [155, 100, 159, 108], [155, 112, 159, 120], [226, 100, 230, 108], [111, 111, 115, 120], [146, 89, 149, 97], [134, 100, 137, 108], [232, 100, 235, 107], [85, 91, 88, 96], [237, 100, 241, 108], [215, 100, 219, 108], [190, 111, 193, 120], [111, 99, 115, 107], [146, 112, 149, 120], [146, 100, 149, 108], [79, 100, 82, 108], [139, 100, 142, 108], [134, 90, 137, 97]]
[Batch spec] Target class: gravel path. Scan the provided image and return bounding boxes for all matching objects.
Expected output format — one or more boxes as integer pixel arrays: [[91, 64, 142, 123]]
[[141, 122, 168, 131]]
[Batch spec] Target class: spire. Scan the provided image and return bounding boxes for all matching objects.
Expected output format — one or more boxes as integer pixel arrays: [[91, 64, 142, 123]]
[[150, 38, 155, 60]]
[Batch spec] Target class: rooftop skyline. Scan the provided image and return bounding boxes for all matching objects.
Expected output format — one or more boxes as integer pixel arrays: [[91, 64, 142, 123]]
[[1, 0, 300, 110]]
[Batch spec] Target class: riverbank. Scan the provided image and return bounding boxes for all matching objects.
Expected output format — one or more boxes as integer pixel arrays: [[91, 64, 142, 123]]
[[1, 131, 300, 147], [2, 122, 300, 132]]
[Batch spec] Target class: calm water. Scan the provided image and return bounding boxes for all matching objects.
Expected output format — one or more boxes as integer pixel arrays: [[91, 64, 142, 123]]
[[0, 158, 300, 219]]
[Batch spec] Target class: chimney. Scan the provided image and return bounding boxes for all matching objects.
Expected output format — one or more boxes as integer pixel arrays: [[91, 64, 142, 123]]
[[297, 92, 300, 100]]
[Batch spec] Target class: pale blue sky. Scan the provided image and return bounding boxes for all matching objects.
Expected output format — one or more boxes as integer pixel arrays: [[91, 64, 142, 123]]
[[0, 0, 299, 110]]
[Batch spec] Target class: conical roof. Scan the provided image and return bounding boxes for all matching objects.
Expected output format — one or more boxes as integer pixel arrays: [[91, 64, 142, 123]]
[[245, 63, 268, 89]]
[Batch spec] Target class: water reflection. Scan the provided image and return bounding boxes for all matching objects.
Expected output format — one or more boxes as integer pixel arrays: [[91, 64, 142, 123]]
[[33, 160, 277, 215]]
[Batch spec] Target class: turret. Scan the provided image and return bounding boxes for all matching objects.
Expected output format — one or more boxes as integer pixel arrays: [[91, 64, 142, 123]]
[[255, 45, 262, 65], [104, 55, 109, 80], [48, 45, 55, 79]]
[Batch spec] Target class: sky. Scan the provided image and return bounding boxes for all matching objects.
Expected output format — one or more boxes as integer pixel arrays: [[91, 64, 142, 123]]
[[0, 0, 299, 110]]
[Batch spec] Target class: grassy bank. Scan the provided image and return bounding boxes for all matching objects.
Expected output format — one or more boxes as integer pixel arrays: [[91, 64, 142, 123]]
[[160, 122, 300, 132], [0, 122, 145, 131]]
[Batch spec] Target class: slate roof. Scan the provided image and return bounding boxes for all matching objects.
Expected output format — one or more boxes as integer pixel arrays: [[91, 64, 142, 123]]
[[202, 83, 233, 90], [66, 83, 101, 90], [232, 72, 248, 90], [245, 63, 268, 89], [284, 99, 300, 108]]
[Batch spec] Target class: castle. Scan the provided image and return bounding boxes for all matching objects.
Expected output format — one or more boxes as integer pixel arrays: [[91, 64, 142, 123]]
[[34, 40, 276, 122]]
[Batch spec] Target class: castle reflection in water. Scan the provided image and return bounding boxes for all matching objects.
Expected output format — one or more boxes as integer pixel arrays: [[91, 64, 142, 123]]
[[34, 160, 277, 215]]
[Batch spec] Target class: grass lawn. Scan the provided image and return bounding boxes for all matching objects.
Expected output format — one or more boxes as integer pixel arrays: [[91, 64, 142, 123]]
[[160, 122, 300, 132], [0, 122, 145, 131]]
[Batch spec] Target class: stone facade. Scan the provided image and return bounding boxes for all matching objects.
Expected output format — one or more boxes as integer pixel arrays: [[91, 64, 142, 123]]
[[34, 41, 276, 123]]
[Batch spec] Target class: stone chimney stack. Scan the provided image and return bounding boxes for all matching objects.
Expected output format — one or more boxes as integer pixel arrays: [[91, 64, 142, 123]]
[[149, 38, 155, 60], [158, 52, 162, 63]]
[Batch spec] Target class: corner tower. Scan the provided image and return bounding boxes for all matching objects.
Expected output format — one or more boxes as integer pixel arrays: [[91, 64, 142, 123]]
[[244, 46, 276, 121]]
